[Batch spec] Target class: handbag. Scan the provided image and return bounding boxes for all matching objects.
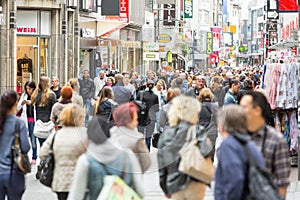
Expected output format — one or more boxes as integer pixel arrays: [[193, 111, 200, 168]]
[[11, 118, 31, 174], [16, 107, 23, 117], [97, 153, 141, 200], [39, 132, 57, 187], [33, 119, 54, 138], [178, 125, 215, 185], [97, 176, 142, 200], [151, 132, 161, 148]]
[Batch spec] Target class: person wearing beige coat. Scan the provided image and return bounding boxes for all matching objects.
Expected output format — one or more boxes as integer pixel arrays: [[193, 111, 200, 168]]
[[39, 105, 89, 200]]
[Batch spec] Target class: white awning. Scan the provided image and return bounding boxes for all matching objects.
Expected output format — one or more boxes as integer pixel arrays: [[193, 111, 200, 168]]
[[268, 39, 298, 50]]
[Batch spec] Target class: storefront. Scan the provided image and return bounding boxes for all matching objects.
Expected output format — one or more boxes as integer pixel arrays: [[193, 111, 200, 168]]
[[16, 10, 52, 93]]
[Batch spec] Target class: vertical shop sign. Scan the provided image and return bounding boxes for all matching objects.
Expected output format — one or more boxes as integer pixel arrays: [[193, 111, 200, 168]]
[[211, 26, 221, 55], [163, 4, 176, 26], [206, 32, 213, 55], [120, 0, 129, 23], [184, 0, 193, 18]]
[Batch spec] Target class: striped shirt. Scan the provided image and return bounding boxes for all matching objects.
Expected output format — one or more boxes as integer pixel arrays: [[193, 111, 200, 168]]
[[250, 125, 291, 187]]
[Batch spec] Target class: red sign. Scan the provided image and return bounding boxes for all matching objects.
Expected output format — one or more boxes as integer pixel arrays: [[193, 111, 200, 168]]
[[278, 0, 298, 12], [291, 47, 298, 56], [120, 0, 129, 23], [17, 27, 37, 33], [209, 54, 219, 64]]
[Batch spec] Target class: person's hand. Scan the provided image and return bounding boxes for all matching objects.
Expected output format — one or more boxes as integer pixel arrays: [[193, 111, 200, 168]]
[[165, 194, 171, 199], [21, 100, 26, 106], [26, 100, 31, 105]]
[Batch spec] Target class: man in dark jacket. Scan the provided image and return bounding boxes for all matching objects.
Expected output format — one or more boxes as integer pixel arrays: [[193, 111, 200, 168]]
[[112, 74, 132, 105], [186, 76, 206, 98], [79, 70, 95, 126]]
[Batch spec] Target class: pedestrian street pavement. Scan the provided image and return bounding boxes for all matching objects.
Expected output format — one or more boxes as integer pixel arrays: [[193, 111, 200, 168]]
[[22, 147, 300, 200]]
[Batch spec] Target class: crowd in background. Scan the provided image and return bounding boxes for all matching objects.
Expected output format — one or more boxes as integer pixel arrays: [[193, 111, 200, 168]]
[[0, 65, 292, 200]]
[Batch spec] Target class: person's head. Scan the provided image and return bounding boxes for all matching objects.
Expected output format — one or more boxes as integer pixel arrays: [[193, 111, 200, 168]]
[[243, 79, 254, 90], [113, 102, 139, 130], [114, 74, 124, 83], [168, 95, 201, 126], [147, 80, 155, 91], [160, 69, 166, 77], [210, 76, 223, 91], [0, 90, 19, 132], [24, 81, 37, 96], [60, 86, 73, 102], [60, 104, 85, 127], [31, 76, 51, 106], [68, 78, 80, 92], [122, 72, 130, 85], [157, 79, 167, 91], [99, 71, 105, 79], [198, 88, 214, 102], [83, 70, 90, 79], [239, 91, 269, 131], [106, 77, 115, 86], [52, 77, 59, 88], [217, 104, 247, 136], [225, 71, 234, 80], [229, 79, 240, 94], [166, 88, 181, 103], [195, 76, 206, 90], [146, 70, 153, 79], [98, 86, 113, 101]]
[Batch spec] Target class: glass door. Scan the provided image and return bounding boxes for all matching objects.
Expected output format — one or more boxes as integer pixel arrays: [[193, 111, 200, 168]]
[[16, 36, 38, 93]]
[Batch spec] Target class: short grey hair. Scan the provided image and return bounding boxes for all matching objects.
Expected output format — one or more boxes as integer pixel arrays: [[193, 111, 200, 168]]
[[217, 104, 247, 133]]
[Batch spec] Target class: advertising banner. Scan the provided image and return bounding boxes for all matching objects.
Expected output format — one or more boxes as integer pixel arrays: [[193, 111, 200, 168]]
[[120, 0, 129, 22], [184, 0, 193, 18], [163, 4, 176, 26], [211, 26, 221, 55]]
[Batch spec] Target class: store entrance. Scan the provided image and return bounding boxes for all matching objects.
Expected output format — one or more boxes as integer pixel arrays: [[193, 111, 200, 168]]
[[16, 37, 38, 93]]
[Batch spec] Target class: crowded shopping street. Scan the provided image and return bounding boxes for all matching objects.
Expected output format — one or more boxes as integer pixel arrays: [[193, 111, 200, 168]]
[[1, 0, 300, 200]]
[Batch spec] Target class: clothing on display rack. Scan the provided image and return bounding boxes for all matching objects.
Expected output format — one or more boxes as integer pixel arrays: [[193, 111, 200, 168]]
[[17, 54, 33, 76]]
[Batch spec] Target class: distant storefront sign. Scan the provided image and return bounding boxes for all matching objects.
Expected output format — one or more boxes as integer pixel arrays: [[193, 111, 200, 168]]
[[206, 32, 213, 55], [211, 26, 221, 55], [143, 52, 160, 61], [163, 4, 175, 26], [157, 34, 172, 43], [184, 0, 193, 18]]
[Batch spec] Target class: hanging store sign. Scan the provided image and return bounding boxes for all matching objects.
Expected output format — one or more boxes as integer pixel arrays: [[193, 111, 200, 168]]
[[206, 32, 213, 55], [81, 28, 95, 38], [184, 0, 193, 19], [277, 0, 298, 12], [143, 52, 160, 61], [16, 11, 38, 35], [163, 4, 176, 26], [211, 26, 221, 55], [120, 0, 129, 23], [157, 33, 172, 43], [223, 32, 233, 47], [143, 42, 159, 51]]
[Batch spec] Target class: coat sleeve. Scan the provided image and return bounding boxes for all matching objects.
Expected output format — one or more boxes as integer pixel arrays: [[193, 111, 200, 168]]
[[159, 107, 167, 130], [39, 132, 55, 160], [67, 155, 89, 200], [135, 138, 151, 173], [19, 119, 30, 153], [17, 93, 25, 111]]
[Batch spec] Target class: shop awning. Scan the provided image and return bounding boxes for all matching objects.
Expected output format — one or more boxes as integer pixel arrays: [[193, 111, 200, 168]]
[[268, 39, 298, 50], [97, 20, 128, 38]]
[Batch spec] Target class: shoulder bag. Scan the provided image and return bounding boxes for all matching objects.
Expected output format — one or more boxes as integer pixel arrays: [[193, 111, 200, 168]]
[[39, 132, 57, 187], [34, 119, 54, 139], [97, 153, 142, 200], [178, 125, 215, 185], [11, 118, 31, 174]]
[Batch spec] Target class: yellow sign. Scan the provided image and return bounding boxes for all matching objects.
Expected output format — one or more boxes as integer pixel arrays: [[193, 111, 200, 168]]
[[157, 34, 172, 43]]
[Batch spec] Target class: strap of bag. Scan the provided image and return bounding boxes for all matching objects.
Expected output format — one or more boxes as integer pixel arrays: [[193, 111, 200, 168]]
[[50, 132, 57, 151], [140, 91, 144, 102], [10, 118, 21, 184]]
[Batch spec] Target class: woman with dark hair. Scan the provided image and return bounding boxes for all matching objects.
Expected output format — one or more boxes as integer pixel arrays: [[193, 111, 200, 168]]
[[93, 87, 118, 137], [0, 90, 30, 200], [17, 81, 37, 164], [136, 80, 159, 151]]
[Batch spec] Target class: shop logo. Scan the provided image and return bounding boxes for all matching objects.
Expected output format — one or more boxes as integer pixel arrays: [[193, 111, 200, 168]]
[[17, 27, 37, 33], [157, 34, 172, 43]]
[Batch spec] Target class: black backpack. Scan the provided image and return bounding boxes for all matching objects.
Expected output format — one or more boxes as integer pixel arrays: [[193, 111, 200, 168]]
[[233, 133, 284, 200], [133, 91, 149, 126]]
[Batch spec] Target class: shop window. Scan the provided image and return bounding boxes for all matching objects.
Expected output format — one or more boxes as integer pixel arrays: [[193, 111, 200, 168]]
[[40, 38, 50, 76]]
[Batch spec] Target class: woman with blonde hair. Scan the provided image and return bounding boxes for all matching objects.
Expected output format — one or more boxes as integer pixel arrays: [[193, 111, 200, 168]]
[[67, 78, 83, 107], [198, 88, 218, 146], [31, 76, 57, 146], [158, 95, 211, 200], [40, 104, 88, 200]]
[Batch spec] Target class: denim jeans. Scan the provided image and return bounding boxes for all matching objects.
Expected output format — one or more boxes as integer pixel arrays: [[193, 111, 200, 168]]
[[0, 172, 25, 200], [28, 121, 37, 160], [83, 98, 91, 125], [38, 138, 46, 148]]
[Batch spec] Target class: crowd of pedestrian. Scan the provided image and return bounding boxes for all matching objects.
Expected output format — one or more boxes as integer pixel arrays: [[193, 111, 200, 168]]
[[0, 65, 292, 200]]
